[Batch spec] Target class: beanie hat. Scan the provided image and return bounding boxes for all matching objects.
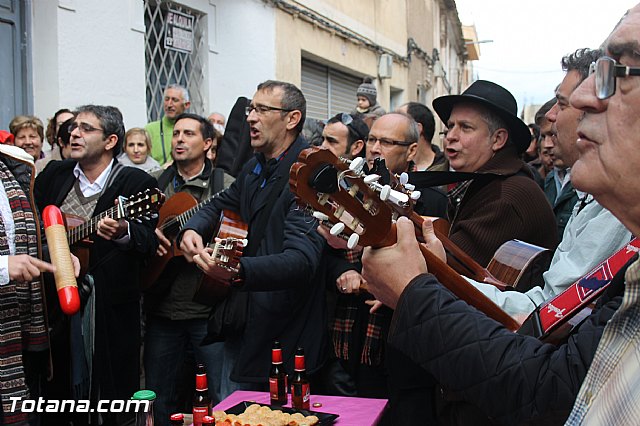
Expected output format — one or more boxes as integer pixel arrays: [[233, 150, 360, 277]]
[[356, 77, 378, 106]]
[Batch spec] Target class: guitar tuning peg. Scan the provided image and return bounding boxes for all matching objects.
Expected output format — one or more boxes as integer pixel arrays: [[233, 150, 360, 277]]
[[330, 222, 345, 236], [404, 183, 415, 191], [381, 186, 410, 206], [151, 213, 158, 219], [410, 190, 422, 200], [312, 211, 330, 222], [348, 157, 366, 174], [347, 233, 360, 250], [363, 174, 381, 184], [379, 185, 391, 201], [400, 172, 409, 185], [240, 239, 248, 247]]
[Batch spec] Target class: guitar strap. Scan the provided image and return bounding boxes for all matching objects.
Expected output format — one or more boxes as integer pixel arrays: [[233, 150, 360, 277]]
[[522, 237, 639, 338]]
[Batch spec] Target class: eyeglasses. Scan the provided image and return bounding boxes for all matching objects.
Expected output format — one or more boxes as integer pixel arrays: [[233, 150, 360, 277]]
[[589, 56, 640, 100], [340, 113, 354, 126], [365, 136, 413, 148], [245, 104, 293, 116], [68, 122, 104, 134]]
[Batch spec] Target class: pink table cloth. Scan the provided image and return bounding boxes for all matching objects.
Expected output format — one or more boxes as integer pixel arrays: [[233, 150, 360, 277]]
[[213, 390, 388, 425]]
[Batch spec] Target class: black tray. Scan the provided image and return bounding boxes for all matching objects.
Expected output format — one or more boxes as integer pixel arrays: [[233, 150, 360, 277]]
[[223, 401, 339, 424]]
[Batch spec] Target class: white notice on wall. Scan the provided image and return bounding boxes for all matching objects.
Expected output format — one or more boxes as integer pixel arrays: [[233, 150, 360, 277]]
[[164, 9, 194, 53]]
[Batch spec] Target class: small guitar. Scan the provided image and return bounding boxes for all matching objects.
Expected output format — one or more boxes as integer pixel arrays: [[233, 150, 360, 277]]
[[192, 210, 248, 306], [63, 188, 165, 276], [290, 147, 520, 331]]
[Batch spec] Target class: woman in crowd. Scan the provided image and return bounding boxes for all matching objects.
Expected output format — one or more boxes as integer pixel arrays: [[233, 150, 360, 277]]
[[118, 127, 162, 173], [9, 115, 44, 162]]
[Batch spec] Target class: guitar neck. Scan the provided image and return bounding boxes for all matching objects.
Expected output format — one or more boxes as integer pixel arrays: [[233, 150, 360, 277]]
[[378, 221, 519, 331], [67, 204, 122, 245], [407, 211, 507, 290], [162, 195, 215, 232]]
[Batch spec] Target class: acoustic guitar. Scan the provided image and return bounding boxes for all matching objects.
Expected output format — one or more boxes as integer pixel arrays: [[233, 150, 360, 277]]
[[289, 146, 520, 331], [140, 191, 248, 304], [140, 191, 208, 290], [64, 188, 165, 276], [192, 209, 248, 306]]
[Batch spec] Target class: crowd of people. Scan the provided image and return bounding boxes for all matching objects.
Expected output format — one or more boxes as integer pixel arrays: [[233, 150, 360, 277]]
[[1, 3, 640, 425]]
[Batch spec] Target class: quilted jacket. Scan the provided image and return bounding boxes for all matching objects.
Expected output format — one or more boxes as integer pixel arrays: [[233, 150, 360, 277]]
[[387, 268, 626, 425]]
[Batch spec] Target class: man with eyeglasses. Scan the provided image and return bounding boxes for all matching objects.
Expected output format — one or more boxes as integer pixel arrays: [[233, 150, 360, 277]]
[[397, 102, 448, 172], [436, 80, 557, 267], [177, 81, 325, 400], [146, 84, 191, 165], [360, 4, 640, 424], [35, 105, 159, 425]]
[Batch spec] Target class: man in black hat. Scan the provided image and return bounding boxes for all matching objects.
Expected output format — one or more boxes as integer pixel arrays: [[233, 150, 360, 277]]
[[435, 80, 557, 265]]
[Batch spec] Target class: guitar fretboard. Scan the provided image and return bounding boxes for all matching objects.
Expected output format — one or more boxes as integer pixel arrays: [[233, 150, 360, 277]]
[[67, 204, 122, 245], [160, 192, 220, 233]]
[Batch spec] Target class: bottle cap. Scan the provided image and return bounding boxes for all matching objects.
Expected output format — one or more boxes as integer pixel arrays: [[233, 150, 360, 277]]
[[202, 415, 215, 424], [170, 413, 184, 421], [132, 390, 156, 400]]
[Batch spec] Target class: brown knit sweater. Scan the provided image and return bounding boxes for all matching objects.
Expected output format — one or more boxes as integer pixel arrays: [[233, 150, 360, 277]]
[[448, 145, 558, 266]]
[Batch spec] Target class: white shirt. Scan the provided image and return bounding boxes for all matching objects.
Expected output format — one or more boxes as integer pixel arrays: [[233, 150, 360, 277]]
[[468, 194, 632, 323], [73, 160, 114, 197]]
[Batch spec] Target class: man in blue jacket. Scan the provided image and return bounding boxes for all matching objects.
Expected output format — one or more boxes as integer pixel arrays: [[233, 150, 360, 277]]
[[178, 80, 325, 399]]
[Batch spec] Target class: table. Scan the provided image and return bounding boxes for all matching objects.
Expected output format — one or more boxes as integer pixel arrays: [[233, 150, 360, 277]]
[[213, 390, 388, 425]]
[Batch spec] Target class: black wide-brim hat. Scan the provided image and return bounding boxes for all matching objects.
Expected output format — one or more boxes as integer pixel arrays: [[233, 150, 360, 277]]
[[432, 80, 531, 153]]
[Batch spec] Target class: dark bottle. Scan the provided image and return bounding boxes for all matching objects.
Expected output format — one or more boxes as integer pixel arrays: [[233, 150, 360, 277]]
[[169, 413, 184, 426], [290, 347, 310, 410], [269, 341, 288, 406], [192, 364, 212, 426]]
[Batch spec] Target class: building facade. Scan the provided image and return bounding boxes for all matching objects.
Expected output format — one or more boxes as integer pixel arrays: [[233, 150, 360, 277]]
[[2, 0, 477, 132]]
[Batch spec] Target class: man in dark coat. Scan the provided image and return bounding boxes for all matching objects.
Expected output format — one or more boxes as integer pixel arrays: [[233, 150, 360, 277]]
[[361, 4, 640, 423], [35, 105, 158, 425], [178, 81, 325, 399], [437, 80, 558, 266]]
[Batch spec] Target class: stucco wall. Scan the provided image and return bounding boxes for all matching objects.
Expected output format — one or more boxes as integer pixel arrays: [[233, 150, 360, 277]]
[[33, 0, 148, 129], [274, 0, 409, 111]]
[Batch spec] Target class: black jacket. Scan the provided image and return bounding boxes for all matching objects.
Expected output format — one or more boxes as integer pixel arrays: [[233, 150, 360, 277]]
[[388, 263, 628, 425], [35, 159, 159, 401], [179, 135, 327, 383]]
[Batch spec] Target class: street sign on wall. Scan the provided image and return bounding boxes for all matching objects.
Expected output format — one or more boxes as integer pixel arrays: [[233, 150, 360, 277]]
[[164, 9, 194, 53]]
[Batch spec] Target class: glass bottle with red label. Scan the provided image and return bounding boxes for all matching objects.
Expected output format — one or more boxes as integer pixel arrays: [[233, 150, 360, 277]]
[[290, 347, 310, 410], [192, 363, 211, 426], [269, 341, 288, 405]]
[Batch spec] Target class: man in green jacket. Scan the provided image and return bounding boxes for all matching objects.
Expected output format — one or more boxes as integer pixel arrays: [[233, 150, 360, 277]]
[[145, 84, 191, 165]]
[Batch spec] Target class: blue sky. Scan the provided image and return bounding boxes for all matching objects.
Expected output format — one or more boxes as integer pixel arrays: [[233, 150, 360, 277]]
[[455, 0, 637, 111]]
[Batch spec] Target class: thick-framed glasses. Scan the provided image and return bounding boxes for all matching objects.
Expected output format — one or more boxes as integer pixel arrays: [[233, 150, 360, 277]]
[[245, 104, 293, 116], [68, 122, 104, 134], [366, 136, 413, 148], [589, 56, 640, 100]]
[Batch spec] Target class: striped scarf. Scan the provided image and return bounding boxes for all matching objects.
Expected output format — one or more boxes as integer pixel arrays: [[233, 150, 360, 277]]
[[0, 159, 47, 424], [331, 247, 390, 366]]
